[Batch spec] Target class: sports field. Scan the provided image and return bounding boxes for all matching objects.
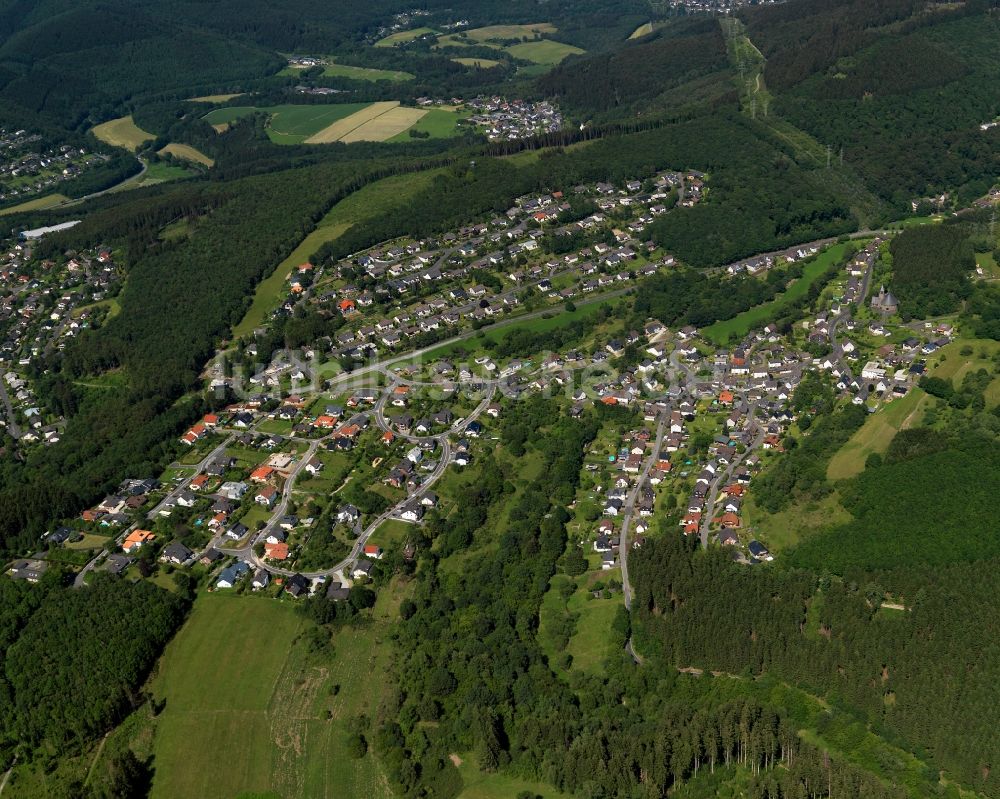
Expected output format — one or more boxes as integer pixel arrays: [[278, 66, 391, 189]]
[[91, 115, 154, 151], [507, 39, 584, 65], [158, 142, 214, 167], [148, 593, 396, 799]]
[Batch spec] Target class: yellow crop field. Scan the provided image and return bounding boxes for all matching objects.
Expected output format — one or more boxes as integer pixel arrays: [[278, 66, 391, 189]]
[[187, 93, 245, 103], [339, 106, 427, 142], [0, 193, 69, 216], [91, 115, 154, 151], [158, 143, 214, 167], [303, 101, 400, 143]]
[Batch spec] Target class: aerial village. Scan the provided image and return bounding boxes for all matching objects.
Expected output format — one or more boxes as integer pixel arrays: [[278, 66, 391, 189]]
[[2, 170, 951, 602]]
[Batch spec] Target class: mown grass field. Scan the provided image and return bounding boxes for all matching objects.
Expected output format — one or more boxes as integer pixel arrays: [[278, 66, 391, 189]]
[[158, 142, 214, 167], [456, 755, 571, 799], [188, 93, 245, 103], [703, 242, 852, 345], [826, 388, 929, 480], [281, 61, 413, 81], [425, 300, 612, 360], [375, 26, 437, 47], [387, 108, 469, 141], [506, 39, 584, 65], [628, 22, 654, 39], [451, 57, 502, 68], [233, 168, 446, 337], [149, 592, 398, 799], [91, 115, 154, 151], [0, 192, 68, 215], [201, 104, 372, 144]]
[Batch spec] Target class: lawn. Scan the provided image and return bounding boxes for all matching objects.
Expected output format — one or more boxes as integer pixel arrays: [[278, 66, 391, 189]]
[[455, 755, 569, 799], [233, 168, 446, 338], [158, 142, 214, 167], [506, 39, 584, 65], [375, 27, 438, 47], [368, 518, 413, 551], [148, 594, 397, 799], [0, 193, 68, 216], [702, 242, 853, 345], [91, 115, 154, 151], [826, 388, 929, 480]]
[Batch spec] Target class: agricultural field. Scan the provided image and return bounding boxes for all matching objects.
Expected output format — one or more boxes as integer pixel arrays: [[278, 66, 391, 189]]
[[374, 26, 437, 47], [386, 108, 469, 141], [315, 103, 424, 144], [628, 22, 655, 39], [201, 103, 371, 143], [826, 387, 929, 480], [91, 115, 154, 151], [438, 23, 556, 48], [0, 193, 68, 216], [702, 242, 852, 345], [113, 160, 195, 191], [506, 39, 584, 65], [187, 93, 245, 103], [147, 593, 397, 799], [158, 143, 214, 167], [281, 60, 413, 82], [451, 57, 502, 69], [233, 168, 447, 337]]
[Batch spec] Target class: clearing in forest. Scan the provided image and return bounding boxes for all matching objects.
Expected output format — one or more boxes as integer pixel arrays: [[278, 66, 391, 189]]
[[91, 115, 154, 151], [158, 143, 214, 167]]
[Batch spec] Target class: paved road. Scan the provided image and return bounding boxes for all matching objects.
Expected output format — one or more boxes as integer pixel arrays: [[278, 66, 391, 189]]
[[619, 409, 668, 611], [699, 403, 765, 550]]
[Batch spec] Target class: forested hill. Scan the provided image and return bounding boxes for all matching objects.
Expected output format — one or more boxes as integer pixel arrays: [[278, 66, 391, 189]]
[[0, 0, 647, 134]]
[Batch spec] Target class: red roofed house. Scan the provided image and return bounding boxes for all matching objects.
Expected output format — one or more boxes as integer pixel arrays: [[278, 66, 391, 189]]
[[363, 544, 384, 560], [338, 299, 356, 315], [202, 413, 219, 427], [314, 415, 337, 429], [250, 465, 275, 483], [256, 485, 278, 508], [265, 542, 289, 560]]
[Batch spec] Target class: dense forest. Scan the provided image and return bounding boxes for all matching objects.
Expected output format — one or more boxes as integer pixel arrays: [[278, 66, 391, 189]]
[[888, 224, 975, 318], [0, 575, 187, 757]]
